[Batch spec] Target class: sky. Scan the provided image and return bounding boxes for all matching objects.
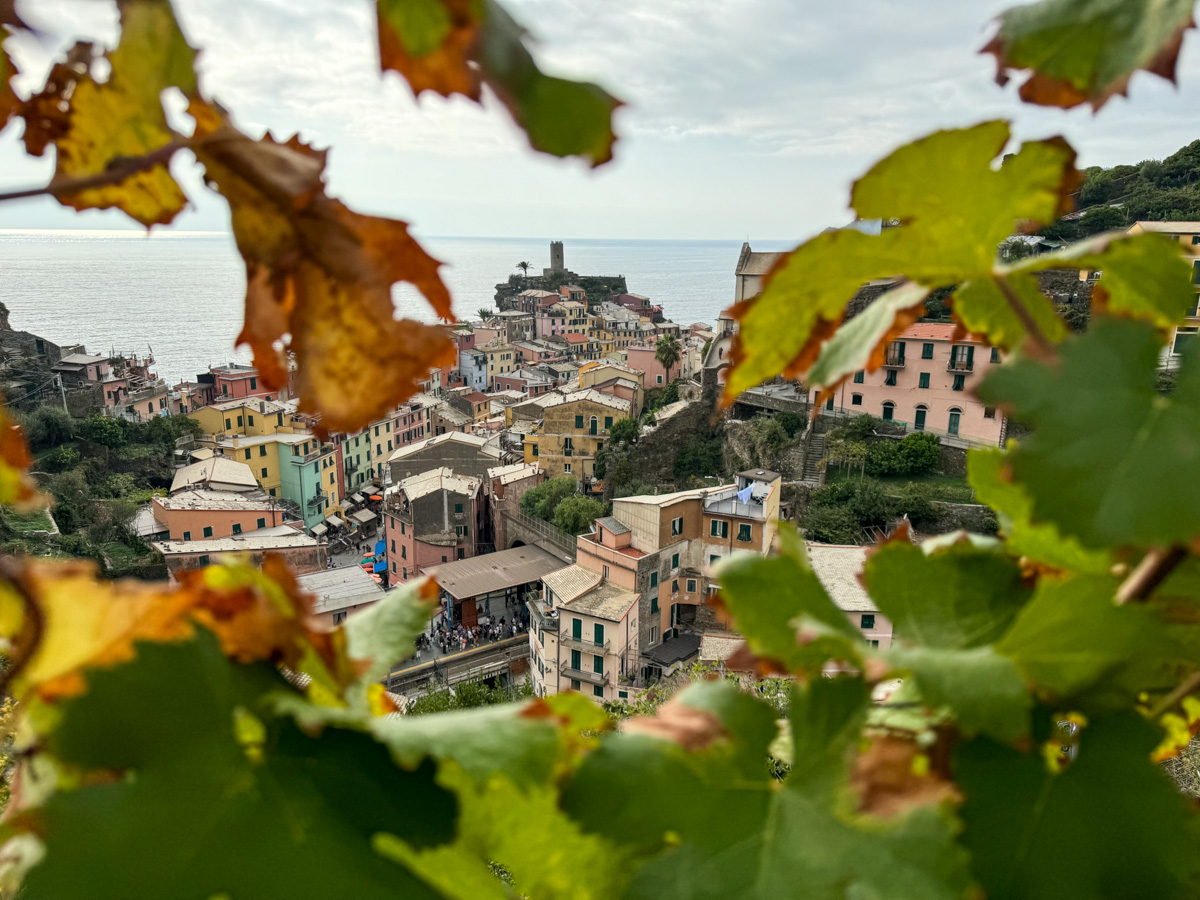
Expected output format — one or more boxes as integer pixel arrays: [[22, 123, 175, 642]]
[[3, 0, 1200, 241]]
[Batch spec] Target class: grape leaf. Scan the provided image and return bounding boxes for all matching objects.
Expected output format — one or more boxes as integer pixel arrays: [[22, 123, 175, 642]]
[[863, 538, 1030, 649], [979, 317, 1200, 548], [0, 45, 17, 131], [377, 0, 621, 166], [984, 0, 1196, 110], [724, 121, 1077, 401], [0, 401, 45, 509], [956, 711, 1200, 899], [20, 630, 456, 900], [952, 271, 1066, 351], [562, 680, 971, 900], [189, 101, 456, 434], [344, 576, 438, 686], [995, 574, 1183, 704], [1013, 230, 1195, 328], [966, 446, 1114, 574], [715, 526, 861, 671], [888, 644, 1031, 742], [44, 0, 197, 225], [805, 280, 931, 397]]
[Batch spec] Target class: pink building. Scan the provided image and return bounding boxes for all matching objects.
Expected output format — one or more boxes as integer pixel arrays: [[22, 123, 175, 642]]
[[383, 468, 483, 583], [152, 490, 289, 541], [494, 370, 553, 396], [625, 345, 677, 387], [392, 400, 429, 448], [817, 323, 1004, 445], [210, 364, 275, 401]]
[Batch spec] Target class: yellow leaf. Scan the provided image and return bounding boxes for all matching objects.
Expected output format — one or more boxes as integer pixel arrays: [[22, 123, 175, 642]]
[[190, 102, 456, 433]]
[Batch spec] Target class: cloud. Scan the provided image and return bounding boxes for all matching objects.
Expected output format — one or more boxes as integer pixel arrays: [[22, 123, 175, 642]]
[[2, 0, 1200, 238]]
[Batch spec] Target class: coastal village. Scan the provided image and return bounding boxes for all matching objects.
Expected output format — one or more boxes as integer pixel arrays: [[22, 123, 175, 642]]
[[5, 224, 1197, 707]]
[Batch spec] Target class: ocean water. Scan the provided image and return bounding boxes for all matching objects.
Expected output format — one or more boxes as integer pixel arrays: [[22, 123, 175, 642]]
[[0, 231, 795, 384]]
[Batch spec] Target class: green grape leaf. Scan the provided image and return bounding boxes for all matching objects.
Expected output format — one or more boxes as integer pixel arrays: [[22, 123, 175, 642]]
[[344, 576, 437, 686], [22, 630, 456, 900], [725, 121, 1077, 401], [863, 538, 1030, 649], [980, 318, 1200, 548], [805, 281, 931, 394], [377, 0, 621, 166], [967, 446, 1114, 574], [888, 644, 1032, 742], [1013, 231, 1195, 328], [716, 527, 861, 671], [956, 712, 1200, 899], [953, 271, 1067, 351], [383, 762, 632, 900], [563, 679, 970, 900], [984, 0, 1196, 110], [996, 575, 1182, 704]]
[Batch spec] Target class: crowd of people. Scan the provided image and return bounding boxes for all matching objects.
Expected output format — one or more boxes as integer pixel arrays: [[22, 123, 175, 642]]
[[411, 609, 531, 661]]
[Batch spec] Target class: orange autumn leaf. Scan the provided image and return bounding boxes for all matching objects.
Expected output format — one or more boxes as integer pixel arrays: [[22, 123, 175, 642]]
[[850, 734, 959, 819], [188, 101, 455, 434], [0, 402, 45, 511], [377, 0, 481, 99], [1, 555, 354, 703]]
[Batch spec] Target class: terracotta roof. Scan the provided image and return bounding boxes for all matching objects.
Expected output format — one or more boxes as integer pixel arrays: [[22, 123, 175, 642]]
[[462, 391, 488, 403], [898, 323, 963, 342], [563, 333, 589, 344]]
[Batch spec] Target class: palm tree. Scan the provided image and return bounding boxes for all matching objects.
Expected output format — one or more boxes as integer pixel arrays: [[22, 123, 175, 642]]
[[516, 261, 531, 277], [655, 333, 682, 384], [477, 307, 493, 321]]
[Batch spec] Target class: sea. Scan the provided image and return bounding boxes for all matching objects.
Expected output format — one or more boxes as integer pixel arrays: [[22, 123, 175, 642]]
[[0, 231, 796, 385]]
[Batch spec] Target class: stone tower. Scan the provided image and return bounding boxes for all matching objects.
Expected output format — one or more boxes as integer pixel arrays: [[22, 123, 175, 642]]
[[549, 240, 564, 271]]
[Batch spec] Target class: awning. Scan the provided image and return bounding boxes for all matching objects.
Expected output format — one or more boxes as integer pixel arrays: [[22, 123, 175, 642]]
[[351, 493, 365, 503], [310, 523, 328, 536], [339, 499, 354, 510], [374, 540, 386, 557], [373, 559, 388, 573], [350, 509, 377, 525], [326, 515, 345, 528]]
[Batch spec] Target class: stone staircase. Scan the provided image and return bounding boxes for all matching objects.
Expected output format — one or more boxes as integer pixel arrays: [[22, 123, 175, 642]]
[[801, 433, 826, 484]]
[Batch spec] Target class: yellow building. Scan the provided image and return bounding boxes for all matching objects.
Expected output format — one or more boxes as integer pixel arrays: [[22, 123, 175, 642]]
[[1123, 221, 1200, 361], [481, 339, 518, 386], [579, 360, 645, 417], [523, 389, 633, 479], [190, 398, 300, 440]]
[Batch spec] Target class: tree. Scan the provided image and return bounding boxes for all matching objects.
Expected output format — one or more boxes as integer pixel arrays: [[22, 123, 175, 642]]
[[77, 416, 125, 449], [476, 307, 493, 321], [654, 333, 682, 383], [519, 475, 577, 521], [552, 495, 608, 535], [21, 405, 75, 451], [609, 416, 640, 446], [516, 261, 531, 276]]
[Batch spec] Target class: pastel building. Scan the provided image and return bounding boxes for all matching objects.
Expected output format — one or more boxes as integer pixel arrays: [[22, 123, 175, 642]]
[[816, 323, 1005, 445], [152, 490, 289, 541], [383, 468, 484, 583]]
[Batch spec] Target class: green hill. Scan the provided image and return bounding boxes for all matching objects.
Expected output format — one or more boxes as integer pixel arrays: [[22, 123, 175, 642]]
[[1040, 139, 1200, 242]]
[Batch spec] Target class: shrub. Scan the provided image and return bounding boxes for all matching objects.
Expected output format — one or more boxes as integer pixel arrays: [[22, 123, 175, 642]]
[[41, 445, 80, 473], [894, 483, 938, 529], [78, 415, 125, 449], [748, 416, 788, 465], [609, 417, 640, 446], [22, 405, 75, 451], [776, 411, 805, 438], [895, 432, 941, 475], [808, 481, 857, 507], [802, 506, 860, 544], [832, 415, 881, 442], [673, 433, 722, 480], [849, 479, 892, 529]]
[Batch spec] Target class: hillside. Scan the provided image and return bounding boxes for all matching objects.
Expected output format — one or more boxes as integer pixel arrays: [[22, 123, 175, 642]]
[[1040, 138, 1200, 242]]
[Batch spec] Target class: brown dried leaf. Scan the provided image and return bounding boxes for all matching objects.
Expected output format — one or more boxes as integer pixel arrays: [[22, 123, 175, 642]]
[[0, 401, 44, 510], [624, 695, 727, 750], [851, 734, 959, 818], [189, 101, 456, 433], [377, 0, 481, 99]]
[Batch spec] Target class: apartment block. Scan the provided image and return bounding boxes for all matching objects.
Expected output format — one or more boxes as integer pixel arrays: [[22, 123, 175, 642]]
[[383, 468, 484, 583], [522, 389, 632, 479]]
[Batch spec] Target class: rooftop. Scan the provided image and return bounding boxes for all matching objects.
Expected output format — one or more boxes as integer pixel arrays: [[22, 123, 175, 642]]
[[1132, 220, 1200, 233], [155, 489, 277, 511], [737, 468, 782, 483], [542, 564, 602, 605], [169, 457, 259, 494], [210, 363, 258, 375], [211, 397, 289, 414], [645, 631, 702, 665], [898, 322, 977, 343], [391, 467, 481, 502], [297, 564, 385, 615], [427, 545, 568, 601], [595, 516, 631, 535], [736, 245, 787, 277], [539, 388, 631, 413], [54, 353, 106, 366], [153, 527, 317, 555], [487, 462, 541, 485], [560, 579, 638, 621], [462, 391, 489, 403], [805, 543, 876, 612], [562, 333, 590, 344], [699, 632, 744, 663], [387, 430, 502, 464]]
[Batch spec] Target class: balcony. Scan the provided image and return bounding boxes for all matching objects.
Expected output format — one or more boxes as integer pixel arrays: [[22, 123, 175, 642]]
[[561, 666, 608, 687], [882, 349, 906, 368], [947, 358, 973, 373], [560, 634, 611, 653]]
